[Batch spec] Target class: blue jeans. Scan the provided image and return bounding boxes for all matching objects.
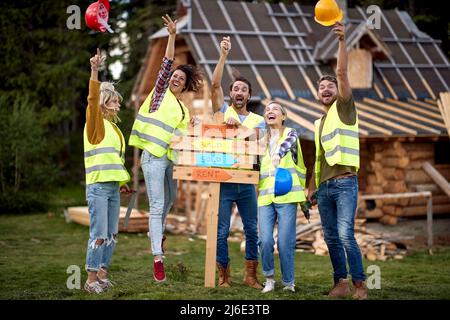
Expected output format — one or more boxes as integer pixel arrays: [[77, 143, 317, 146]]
[[258, 203, 297, 286], [217, 183, 258, 266], [141, 150, 177, 256], [85, 181, 120, 272], [317, 175, 366, 283]]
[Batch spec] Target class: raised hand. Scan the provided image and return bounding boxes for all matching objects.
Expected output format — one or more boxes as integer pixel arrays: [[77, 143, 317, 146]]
[[220, 36, 231, 56], [271, 154, 281, 168], [332, 21, 345, 41], [90, 48, 105, 71], [162, 14, 177, 35], [224, 117, 241, 127]]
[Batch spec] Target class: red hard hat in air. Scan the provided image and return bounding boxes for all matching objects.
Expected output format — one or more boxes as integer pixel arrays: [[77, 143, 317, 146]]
[[85, 0, 112, 33]]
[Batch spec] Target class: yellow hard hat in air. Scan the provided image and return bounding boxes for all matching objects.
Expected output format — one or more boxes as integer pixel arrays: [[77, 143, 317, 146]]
[[314, 0, 343, 26]]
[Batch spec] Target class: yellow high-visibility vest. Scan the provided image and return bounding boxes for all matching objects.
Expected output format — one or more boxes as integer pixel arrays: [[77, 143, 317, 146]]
[[314, 100, 359, 187], [224, 105, 264, 129], [84, 119, 130, 186], [258, 127, 307, 206], [129, 87, 190, 158]]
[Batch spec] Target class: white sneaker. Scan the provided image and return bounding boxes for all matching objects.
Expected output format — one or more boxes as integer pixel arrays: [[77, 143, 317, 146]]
[[84, 281, 105, 294], [99, 278, 115, 291], [283, 284, 295, 292], [261, 278, 275, 293]]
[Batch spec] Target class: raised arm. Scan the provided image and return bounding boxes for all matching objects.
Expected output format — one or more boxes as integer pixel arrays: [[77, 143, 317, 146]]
[[211, 36, 231, 113], [334, 22, 352, 102], [86, 48, 106, 145], [148, 15, 176, 112], [163, 14, 176, 61]]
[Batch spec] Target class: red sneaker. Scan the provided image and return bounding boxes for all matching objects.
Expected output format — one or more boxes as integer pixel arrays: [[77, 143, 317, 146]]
[[153, 260, 166, 282]]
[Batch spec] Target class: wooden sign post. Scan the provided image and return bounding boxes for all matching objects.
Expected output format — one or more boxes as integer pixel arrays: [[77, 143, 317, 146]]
[[171, 124, 265, 287]]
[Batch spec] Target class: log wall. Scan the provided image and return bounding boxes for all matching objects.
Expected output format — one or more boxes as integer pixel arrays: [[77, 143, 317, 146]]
[[359, 140, 450, 224]]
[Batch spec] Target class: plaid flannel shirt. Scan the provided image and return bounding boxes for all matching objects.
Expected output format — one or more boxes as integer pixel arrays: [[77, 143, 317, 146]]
[[148, 57, 173, 112]]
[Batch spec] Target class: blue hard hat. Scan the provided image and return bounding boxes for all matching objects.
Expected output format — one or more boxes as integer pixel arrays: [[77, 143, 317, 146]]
[[274, 168, 293, 197]]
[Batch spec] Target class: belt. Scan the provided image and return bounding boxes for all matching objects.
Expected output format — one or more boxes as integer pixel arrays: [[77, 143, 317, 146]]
[[321, 173, 356, 186], [333, 173, 356, 180]]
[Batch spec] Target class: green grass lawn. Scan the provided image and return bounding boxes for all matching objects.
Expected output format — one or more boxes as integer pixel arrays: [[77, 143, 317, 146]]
[[1, 211, 450, 300], [1, 186, 449, 300]]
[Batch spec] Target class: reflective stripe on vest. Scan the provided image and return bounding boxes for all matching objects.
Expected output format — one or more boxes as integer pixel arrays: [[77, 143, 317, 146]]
[[224, 105, 264, 129], [260, 167, 306, 181], [314, 100, 359, 187], [129, 87, 189, 158], [84, 120, 130, 186], [258, 127, 307, 206]]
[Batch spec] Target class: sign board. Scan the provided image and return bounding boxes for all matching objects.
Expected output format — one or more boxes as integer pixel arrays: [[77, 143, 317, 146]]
[[170, 123, 265, 287]]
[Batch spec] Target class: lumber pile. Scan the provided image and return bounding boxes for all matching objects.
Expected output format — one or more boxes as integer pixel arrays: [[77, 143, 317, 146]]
[[65, 206, 149, 233], [294, 210, 407, 260], [239, 208, 408, 261]]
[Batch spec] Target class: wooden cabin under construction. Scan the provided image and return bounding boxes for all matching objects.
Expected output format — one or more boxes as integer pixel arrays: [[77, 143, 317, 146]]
[[131, 0, 450, 226]]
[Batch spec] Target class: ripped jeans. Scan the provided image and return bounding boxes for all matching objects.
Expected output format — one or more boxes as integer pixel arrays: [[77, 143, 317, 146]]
[[85, 181, 120, 272]]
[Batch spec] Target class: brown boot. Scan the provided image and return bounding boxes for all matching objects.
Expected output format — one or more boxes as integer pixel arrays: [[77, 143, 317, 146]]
[[352, 280, 368, 300], [243, 260, 263, 289], [217, 263, 231, 287], [328, 278, 351, 298]]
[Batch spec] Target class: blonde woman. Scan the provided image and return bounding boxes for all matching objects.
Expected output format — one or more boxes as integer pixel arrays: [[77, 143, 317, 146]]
[[257, 101, 307, 293], [83, 49, 131, 293]]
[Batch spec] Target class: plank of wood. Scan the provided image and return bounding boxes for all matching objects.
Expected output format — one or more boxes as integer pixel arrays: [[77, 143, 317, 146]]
[[176, 151, 255, 169], [422, 161, 450, 197], [402, 204, 450, 216], [187, 124, 261, 140], [296, 97, 392, 135], [420, 78, 437, 100], [378, 69, 398, 100], [407, 98, 440, 112], [425, 98, 438, 105], [363, 98, 446, 129], [204, 182, 221, 287], [170, 136, 265, 155], [359, 191, 431, 200], [387, 98, 443, 120], [173, 166, 259, 184], [356, 102, 417, 134], [256, 74, 272, 100], [373, 82, 384, 99], [262, 98, 315, 132]]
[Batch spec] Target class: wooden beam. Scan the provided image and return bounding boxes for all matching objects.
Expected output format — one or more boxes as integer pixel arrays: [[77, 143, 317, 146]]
[[407, 98, 439, 112], [176, 151, 255, 169], [386, 98, 444, 121], [262, 98, 315, 132], [173, 166, 260, 184], [276, 97, 323, 118], [425, 98, 438, 105], [373, 82, 385, 99], [363, 98, 446, 130], [421, 78, 437, 100], [422, 162, 450, 198], [297, 97, 392, 135], [360, 191, 431, 200], [170, 136, 265, 155], [204, 182, 220, 287], [256, 75, 272, 100], [377, 69, 398, 100], [280, 75, 296, 100], [277, 97, 370, 136], [355, 102, 418, 135]]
